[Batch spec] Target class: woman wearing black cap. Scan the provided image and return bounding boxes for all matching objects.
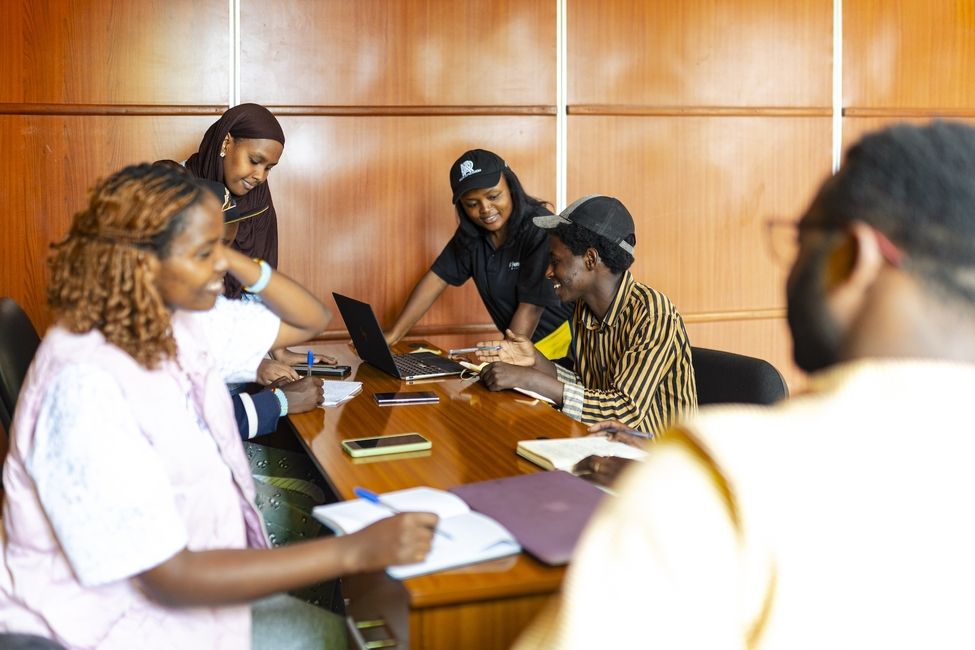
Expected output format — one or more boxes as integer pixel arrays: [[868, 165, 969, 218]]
[[385, 149, 574, 359]]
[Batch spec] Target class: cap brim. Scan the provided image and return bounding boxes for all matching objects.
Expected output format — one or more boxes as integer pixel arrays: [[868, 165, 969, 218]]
[[452, 169, 503, 203], [532, 213, 571, 230]]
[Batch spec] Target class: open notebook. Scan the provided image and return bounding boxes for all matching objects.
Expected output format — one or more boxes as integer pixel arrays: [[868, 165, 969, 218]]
[[312, 487, 520, 579], [322, 380, 363, 407], [517, 436, 648, 472]]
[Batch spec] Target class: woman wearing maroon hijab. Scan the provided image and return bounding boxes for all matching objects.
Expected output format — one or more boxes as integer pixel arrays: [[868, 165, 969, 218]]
[[184, 104, 336, 372], [185, 103, 285, 299]]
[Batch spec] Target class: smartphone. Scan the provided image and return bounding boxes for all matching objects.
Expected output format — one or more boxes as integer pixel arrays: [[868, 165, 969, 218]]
[[373, 391, 439, 406], [293, 364, 352, 377], [341, 433, 432, 457]]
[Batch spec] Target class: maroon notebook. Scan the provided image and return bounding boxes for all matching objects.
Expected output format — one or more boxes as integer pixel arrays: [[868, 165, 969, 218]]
[[449, 470, 606, 566]]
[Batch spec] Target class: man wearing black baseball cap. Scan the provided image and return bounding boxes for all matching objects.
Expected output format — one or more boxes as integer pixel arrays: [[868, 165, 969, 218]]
[[476, 195, 697, 435]]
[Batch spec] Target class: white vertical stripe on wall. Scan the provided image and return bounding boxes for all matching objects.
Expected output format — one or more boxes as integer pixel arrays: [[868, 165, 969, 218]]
[[832, 0, 843, 172], [231, 0, 241, 107], [556, 0, 568, 211]]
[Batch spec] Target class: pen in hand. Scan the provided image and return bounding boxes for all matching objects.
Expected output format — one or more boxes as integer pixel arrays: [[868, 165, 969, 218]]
[[307, 349, 314, 377], [353, 487, 453, 541], [597, 428, 653, 440], [588, 421, 654, 441], [448, 345, 503, 356]]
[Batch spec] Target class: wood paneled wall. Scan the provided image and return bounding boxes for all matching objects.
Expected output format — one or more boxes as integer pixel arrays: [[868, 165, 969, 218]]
[[567, 0, 832, 390], [3, 0, 974, 393]]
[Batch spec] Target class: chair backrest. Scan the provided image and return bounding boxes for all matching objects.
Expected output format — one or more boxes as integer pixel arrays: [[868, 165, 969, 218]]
[[691, 346, 789, 406], [0, 298, 42, 432], [0, 632, 68, 649]]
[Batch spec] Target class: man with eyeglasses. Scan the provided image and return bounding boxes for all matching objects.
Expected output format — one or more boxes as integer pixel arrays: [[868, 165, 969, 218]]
[[514, 121, 975, 648]]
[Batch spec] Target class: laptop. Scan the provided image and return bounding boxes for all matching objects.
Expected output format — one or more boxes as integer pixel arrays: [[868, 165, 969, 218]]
[[332, 292, 466, 381]]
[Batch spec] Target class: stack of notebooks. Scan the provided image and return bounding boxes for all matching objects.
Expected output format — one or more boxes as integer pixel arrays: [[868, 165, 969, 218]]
[[322, 380, 363, 407]]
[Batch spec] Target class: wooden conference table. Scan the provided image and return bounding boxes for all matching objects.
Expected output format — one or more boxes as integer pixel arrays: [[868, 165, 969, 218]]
[[286, 341, 589, 650]]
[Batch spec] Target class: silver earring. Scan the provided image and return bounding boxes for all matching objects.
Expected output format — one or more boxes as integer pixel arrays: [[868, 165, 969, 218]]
[[220, 151, 226, 158]]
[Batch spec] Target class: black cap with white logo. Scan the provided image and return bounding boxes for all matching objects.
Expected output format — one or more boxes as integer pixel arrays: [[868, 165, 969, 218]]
[[450, 149, 508, 203]]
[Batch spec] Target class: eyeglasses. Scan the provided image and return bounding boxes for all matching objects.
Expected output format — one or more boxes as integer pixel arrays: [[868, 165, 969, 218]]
[[763, 218, 827, 266], [764, 218, 905, 268]]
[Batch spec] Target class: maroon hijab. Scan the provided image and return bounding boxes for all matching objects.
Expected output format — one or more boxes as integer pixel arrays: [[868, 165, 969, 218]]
[[185, 104, 285, 297]]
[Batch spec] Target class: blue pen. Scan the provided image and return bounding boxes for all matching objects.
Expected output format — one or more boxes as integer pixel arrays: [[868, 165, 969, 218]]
[[307, 350, 314, 377], [353, 487, 452, 540]]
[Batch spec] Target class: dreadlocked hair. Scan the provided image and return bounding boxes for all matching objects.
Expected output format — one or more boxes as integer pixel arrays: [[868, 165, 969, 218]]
[[48, 163, 206, 369]]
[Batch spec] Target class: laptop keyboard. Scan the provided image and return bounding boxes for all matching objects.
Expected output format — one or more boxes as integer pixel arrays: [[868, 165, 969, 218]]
[[392, 354, 448, 376]]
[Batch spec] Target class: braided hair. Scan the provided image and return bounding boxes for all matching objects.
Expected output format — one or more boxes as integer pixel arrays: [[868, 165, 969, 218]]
[[48, 163, 207, 368]]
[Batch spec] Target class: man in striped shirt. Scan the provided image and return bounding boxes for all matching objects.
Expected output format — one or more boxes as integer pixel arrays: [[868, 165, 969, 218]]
[[476, 195, 697, 435]]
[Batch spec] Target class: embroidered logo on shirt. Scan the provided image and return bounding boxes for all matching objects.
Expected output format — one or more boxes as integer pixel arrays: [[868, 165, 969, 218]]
[[458, 160, 481, 181], [508, 261, 521, 271]]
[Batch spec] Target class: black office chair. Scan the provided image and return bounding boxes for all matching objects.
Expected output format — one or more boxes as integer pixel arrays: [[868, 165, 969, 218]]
[[691, 346, 789, 406], [0, 298, 42, 432]]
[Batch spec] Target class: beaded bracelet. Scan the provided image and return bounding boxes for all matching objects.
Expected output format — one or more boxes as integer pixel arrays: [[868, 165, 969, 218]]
[[245, 258, 272, 294]]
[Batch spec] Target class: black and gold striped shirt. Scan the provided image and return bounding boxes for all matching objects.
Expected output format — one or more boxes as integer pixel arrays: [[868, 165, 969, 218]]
[[557, 271, 697, 435]]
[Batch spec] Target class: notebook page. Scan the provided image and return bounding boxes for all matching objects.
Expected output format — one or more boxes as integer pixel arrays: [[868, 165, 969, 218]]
[[323, 380, 363, 407], [313, 486, 470, 534], [517, 437, 648, 472], [387, 511, 520, 580]]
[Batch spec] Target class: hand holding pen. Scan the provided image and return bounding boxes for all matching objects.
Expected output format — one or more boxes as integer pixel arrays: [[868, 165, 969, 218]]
[[587, 420, 654, 449], [354, 487, 452, 541], [448, 345, 502, 357], [473, 329, 537, 366], [272, 348, 338, 366], [345, 492, 439, 571]]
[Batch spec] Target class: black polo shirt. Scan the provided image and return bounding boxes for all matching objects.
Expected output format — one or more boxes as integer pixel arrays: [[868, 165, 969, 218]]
[[432, 215, 574, 343]]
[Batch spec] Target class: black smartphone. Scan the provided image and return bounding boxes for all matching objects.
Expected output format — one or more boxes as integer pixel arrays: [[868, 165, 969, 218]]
[[293, 364, 352, 377], [373, 391, 439, 406]]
